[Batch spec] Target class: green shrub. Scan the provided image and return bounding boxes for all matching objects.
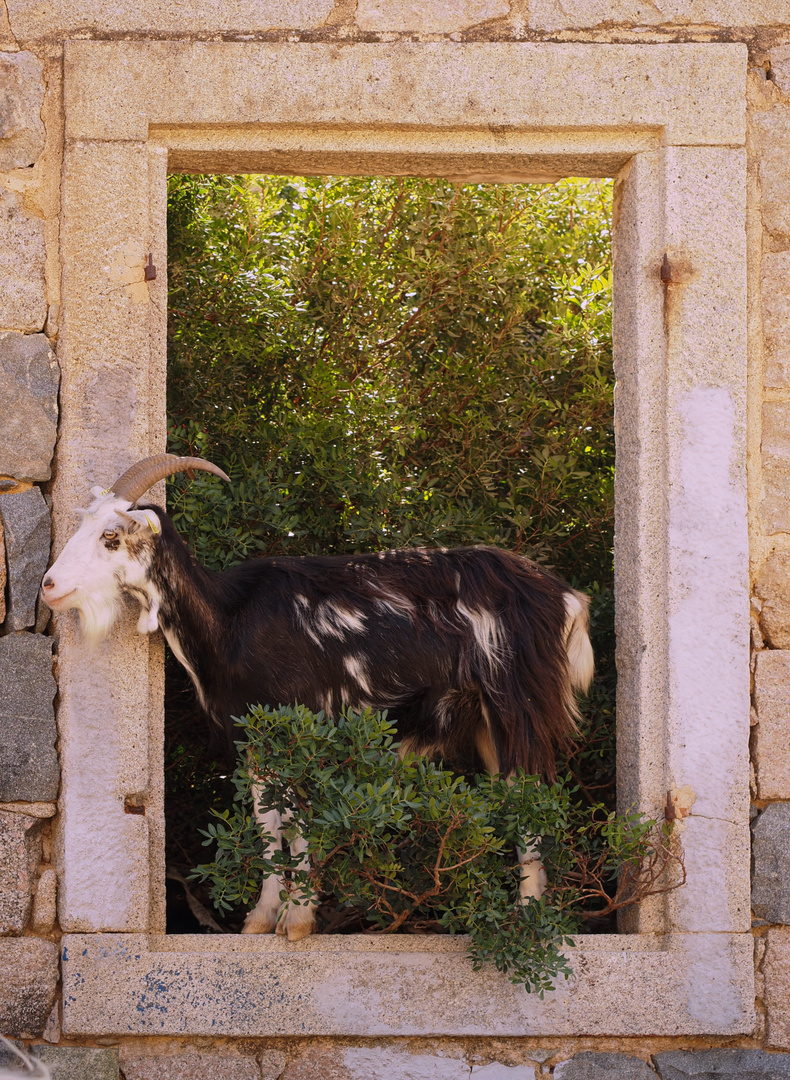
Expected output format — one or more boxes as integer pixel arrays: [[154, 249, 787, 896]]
[[192, 704, 681, 995]]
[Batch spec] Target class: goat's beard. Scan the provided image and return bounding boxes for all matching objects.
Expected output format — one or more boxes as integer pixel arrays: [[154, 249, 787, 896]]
[[72, 591, 124, 645]]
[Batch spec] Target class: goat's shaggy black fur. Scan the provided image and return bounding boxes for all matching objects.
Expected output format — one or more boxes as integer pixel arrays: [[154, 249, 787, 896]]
[[143, 505, 587, 780]]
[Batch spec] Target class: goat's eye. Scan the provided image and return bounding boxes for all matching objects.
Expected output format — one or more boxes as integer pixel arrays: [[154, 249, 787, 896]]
[[103, 530, 118, 541]]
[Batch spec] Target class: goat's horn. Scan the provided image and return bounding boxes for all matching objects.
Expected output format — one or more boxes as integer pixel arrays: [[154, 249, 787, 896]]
[[109, 454, 230, 503]]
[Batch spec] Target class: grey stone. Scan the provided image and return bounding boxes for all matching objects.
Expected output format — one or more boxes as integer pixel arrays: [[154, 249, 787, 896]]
[[0, 808, 43, 934], [0, 52, 45, 171], [34, 1047, 119, 1080], [0, 188, 46, 334], [0, 332, 60, 482], [0, 937, 58, 1036], [554, 1053, 656, 1079], [471, 1065, 536, 1079], [753, 803, 790, 923], [654, 1049, 790, 1078], [0, 514, 5, 624], [119, 1050, 259, 1080], [0, 1041, 25, 1067], [0, 487, 51, 630], [0, 632, 58, 802]]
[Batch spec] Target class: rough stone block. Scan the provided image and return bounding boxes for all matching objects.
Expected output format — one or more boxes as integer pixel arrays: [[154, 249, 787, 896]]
[[754, 651, 790, 798], [756, 553, 790, 649], [0, 937, 58, 1036], [119, 1050, 260, 1080], [0, 188, 46, 334], [471, 1065, 536, 1079], [762, 252, 790, 389], [772, 45, 790, 98], [756, 109, 790, 240], [356, 0, 509, 32], [33, 1047, 119, 1080], [9, 0, 334, 36], [526, 0, 745, 31], [0, 52, 46, 172], [654, 1049, 790, 1077], [761, 402, 790, 534], [32, 866, 57, 933], [765, 930, 790, 1050], [342, 1048, 469, 1079], [554, 1053, 656, 1079], [0, 632, 58, 803], [0, 332, 60, 482], [753, 803, 790, 923], [282, 1047, 472, 1080], [0, 1042, 27, 1070], [0, 487, 51, 630], [0, 808, 42, 934], [0, 514, 5, 625]]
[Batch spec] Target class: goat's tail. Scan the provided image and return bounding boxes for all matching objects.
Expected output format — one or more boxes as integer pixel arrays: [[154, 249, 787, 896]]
[[563, 589, 595, 709], [458, 549, 593, 782]]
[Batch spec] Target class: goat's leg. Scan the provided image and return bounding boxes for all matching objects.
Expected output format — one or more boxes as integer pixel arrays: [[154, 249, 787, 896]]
[[475, 722, 547, 903], [242, 792, 284, 935], [275, 810, 318, 942], [516, 840, 548, 902]]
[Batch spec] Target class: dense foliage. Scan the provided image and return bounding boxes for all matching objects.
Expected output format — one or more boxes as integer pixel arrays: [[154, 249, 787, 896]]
[[164, 174, 619, 941], [193, 704, 680, 995]]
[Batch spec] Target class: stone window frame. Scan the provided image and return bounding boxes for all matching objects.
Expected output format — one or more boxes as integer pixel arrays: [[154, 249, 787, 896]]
[[54, 40, 753, 1037]]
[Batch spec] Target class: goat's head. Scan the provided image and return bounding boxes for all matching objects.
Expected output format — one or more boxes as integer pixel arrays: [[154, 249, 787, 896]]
[[42, 454, 229, 642]]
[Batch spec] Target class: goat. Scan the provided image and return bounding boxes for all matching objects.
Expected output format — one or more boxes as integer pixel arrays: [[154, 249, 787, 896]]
[[43, 454, 594, 939]]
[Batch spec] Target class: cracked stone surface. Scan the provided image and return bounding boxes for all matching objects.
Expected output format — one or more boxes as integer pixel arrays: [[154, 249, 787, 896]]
[[0, 937, 58, 1037], [0, 331, 60, 482], [0, 51, 45, 171], [755, 552, 790, 649], [34, 1047, 120, 1080], [654, 1049, 790, 1078], [554, 1053, 656, 1079], [120, 1050, 276, 1080], [0, 188, 47, 333], [0, 808, 42, 934], [0, 632, 58, 802], [0, 486, 51, 630], [752, 803, 790, 924]]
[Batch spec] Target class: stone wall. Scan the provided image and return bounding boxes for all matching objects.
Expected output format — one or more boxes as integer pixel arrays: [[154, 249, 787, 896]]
[[2, 2, 790, 1078]]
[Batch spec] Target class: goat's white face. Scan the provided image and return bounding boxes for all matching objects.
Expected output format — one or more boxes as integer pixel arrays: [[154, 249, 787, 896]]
[[42, 488, 161, 643]]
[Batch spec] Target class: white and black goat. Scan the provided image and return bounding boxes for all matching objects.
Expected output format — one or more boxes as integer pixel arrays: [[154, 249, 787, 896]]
[[43, 454, 594, 940]]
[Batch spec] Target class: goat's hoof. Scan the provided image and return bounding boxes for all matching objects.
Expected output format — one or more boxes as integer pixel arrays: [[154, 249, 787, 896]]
[[241, 909, 278, 935], [276, 905, 316, 941], [286, 919, 315, 942]]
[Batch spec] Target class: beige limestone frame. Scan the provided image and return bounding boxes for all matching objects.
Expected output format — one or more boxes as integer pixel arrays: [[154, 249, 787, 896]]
[[55, 41, 753, 1036]]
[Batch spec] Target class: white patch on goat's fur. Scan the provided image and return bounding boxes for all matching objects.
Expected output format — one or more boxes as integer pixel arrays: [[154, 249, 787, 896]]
[[319, 690, 334, 717], [343, 655, 372, 695], [435, 693, 453, 731], [564, 591, 594, 693], [314, 601, 366, 639], [456, 600, 502, 668], [293, 594, 323, 646], [162, 625, 209, 713], [369, 580, 414, 619]]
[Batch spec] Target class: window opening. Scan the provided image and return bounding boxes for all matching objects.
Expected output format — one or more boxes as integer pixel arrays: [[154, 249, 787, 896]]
[[162, 173, 615, 936]]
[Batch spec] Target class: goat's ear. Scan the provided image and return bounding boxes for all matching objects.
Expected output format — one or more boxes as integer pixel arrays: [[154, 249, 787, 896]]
[[117, 509, 161, 536]]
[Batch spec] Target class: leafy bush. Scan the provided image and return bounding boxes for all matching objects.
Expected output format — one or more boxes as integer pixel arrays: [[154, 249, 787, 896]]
[[167, 174, 613, 579], [193, 704, 682, 995], [165, 175, 623, 939]]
